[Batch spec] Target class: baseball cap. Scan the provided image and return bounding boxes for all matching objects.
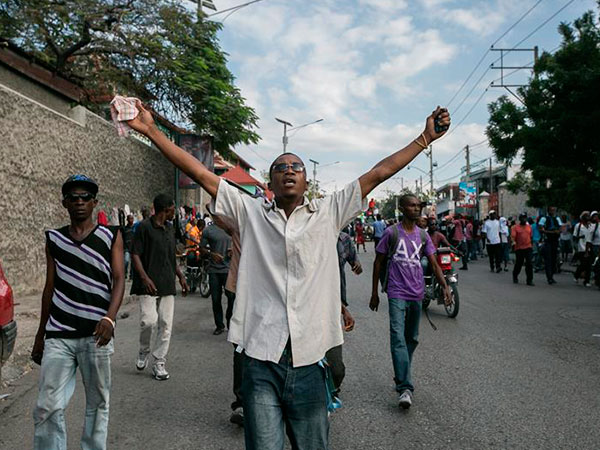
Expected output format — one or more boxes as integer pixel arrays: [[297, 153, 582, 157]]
[[61, 174, 98, 196], [591, 211, 599, 217], [489, 209, 496, 214]]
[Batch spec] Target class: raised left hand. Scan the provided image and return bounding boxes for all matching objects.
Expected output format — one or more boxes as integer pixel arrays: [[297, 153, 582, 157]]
[[423, 106, 451, 143]]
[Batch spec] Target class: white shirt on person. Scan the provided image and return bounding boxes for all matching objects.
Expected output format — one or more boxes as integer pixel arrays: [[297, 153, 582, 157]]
[[574, 222, 593, 252], [589, 222, 600, 246], [483, 219, 501, 245], [214, 178, 366, 367]]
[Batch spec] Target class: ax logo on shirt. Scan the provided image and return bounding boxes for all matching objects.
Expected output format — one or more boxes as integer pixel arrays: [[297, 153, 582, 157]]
[[392, 238, 422, 264]]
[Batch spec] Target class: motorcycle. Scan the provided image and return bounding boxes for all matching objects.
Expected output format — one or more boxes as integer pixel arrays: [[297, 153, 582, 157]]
[[422, 247, 460, 318], [185, 247, 210, 298]]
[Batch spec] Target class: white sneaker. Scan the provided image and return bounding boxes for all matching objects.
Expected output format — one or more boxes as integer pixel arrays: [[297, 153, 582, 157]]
[[584, 282, 592, 288], [136, 352, 148, 371], [152, 362, 170, 380], [398, 390, 412, 409]]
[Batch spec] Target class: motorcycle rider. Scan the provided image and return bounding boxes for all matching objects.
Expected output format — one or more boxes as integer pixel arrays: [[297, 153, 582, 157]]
[[370, 194, 451, 410]]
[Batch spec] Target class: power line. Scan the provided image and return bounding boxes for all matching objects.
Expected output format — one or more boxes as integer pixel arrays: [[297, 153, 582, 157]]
[[446, 0, 542, 107], [489, 0, 576, 66]]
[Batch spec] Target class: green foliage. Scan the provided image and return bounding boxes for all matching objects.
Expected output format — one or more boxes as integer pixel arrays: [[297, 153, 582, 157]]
[[486, 6, 600, 214], [0, 0, 260, 152]]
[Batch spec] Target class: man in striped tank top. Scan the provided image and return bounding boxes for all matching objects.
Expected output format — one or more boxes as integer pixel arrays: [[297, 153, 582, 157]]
[[31, 175, 125, 450]]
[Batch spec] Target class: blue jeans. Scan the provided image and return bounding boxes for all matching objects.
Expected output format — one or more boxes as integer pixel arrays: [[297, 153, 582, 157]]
[[242, 350, 329, 450], [33, 337, 114, 450], [388, 298, 421, 393]]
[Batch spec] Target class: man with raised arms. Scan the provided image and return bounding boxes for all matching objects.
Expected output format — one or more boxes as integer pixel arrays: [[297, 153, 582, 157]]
[[126, 103, 450, 450]]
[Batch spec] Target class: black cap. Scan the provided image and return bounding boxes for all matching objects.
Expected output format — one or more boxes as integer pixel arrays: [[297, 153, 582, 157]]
[[61, 174, 98, 197]]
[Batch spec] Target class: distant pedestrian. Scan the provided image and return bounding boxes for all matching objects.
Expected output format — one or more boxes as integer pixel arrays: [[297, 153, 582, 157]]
[[573, 211, 593, 287], [123, 214, 135, 279], [499, 217, 510, 271], [451, 214, 468, 270], [539, 206, 562, 284], [511, 213, 534, 286], [373, 214, 386, 249], [31, 175, 125, 450], [559, 214, 573, 264], [370, 194, 451, 410], [466, 218, 477, 261], [131, 194, 188, 380], [482, 210, 502, 273], [355, 219, 367, 252], [589, 211, 600, 258], [201, 215, 235, 335]]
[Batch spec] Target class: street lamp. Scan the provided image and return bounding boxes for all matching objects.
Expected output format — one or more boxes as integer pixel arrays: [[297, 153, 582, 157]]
[[275, 117, 324, 152], [406, 165, 428, 175], [275, 118, 293, 152]]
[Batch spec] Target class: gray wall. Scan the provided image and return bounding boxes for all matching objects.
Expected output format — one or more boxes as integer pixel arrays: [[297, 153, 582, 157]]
[[0, 82, 175, 295]]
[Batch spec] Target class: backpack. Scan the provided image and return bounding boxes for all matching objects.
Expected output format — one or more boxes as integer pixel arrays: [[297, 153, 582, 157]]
[[380, 225, 428, 293]]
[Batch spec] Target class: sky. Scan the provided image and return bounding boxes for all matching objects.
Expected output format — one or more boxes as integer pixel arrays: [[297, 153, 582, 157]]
[[192, 0, 596, 199]]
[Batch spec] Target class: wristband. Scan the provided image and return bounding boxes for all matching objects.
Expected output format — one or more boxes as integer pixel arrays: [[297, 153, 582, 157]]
[[101, 316, 115, 328]]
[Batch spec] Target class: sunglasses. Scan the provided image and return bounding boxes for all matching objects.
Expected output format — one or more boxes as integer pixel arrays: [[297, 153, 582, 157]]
[[64, 192, 95, 202], [271, 162, 305, 173]]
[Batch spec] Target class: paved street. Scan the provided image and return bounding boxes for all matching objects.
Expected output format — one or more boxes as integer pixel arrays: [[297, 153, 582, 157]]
[[1, 249, 599, 450]]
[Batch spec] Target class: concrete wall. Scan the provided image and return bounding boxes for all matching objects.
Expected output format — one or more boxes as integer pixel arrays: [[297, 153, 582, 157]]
[[0, 82, 175, 295], [498, 186, 537, 219]]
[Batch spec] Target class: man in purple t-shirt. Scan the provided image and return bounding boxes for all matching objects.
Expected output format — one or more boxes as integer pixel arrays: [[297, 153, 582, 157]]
[[370, 194, 451, 410]]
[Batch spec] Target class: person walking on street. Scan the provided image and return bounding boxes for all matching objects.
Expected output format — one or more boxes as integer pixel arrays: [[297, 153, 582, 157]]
[[125, 101, 451, 449], [589, 211, 600, 258], [499, 217, 511, 272], [201, 215, 235, 335], [355, 219, 367, 252], [370, 194, 451, 410], [573, 211, 593, 287], [373, 214, 387, 249], [511, 213, 534, 286], [559, 214, 573, 265], [131, 194, 188, 381], [539, 206, 562, 284], [325, 231, 362, 398], [483, 210, 502, 273], [31, 175, 125, 450], [123, 214, 135, 279], [451, 214, 468, 270]]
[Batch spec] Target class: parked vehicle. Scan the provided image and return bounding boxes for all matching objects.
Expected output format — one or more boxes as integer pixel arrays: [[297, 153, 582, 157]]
[[185, 247, 210, 298], [0, 261, 17, 380], [422, 247, 460, 318]]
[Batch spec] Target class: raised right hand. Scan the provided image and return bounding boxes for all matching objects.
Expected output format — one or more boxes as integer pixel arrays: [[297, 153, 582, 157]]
[[126, 100, 157, 136]]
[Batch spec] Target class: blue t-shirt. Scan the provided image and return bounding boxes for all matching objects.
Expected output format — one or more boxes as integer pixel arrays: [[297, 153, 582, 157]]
[[376, 224, 436, 301], [373, 220, 386, 239], [531, 223, 541, 243]]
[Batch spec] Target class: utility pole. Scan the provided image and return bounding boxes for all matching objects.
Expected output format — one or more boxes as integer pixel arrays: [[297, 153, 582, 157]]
[[428, 145, 434, 196], [309, 158, 319, 198], [489, 157, 493, 194], [415, 180, 419, 195], [419, 176, 423, 195], [465, 145, 470, 182], [401, 177, 404, 191]]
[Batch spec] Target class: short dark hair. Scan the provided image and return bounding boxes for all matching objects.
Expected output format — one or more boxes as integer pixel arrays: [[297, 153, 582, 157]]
[[399, 194, 418, 207], [376, 214, 382, 220], [153, 194, 174, 213]]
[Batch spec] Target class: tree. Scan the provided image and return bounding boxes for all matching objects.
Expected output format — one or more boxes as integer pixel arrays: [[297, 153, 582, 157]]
[[0, 0, 260, 152], [486, 5, 600, 214]]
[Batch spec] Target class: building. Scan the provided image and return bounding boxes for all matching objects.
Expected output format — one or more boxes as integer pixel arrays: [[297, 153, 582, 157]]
[[435, 183, 459, 218]]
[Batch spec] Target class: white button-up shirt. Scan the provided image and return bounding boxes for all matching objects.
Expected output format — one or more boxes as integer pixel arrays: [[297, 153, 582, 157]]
[[215, 179, 366, 367]]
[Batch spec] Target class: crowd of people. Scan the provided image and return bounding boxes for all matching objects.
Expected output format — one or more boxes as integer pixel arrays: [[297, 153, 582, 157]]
[[29, 103, 452, 450]]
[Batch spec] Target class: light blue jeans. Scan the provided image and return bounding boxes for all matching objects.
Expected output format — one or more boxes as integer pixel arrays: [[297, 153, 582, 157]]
[[388, 298, 421, 393], [33, 336, 114, 450]]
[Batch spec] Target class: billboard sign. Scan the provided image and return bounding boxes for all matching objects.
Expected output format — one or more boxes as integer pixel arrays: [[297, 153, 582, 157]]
[[457, 182, 477, 208]]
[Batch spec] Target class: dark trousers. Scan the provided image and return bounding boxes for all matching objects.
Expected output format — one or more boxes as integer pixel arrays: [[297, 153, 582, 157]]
[[325, 345, 345, 394], [543, 240, 559, 281], [513, 248, 533, 283], [574, 252, 591, 284], [209, 273, 235, 329], [232, 345, 244, 410], [487, 243, 502, 271], [467, 239, 478, 260], [454, 240, 468, 268]]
